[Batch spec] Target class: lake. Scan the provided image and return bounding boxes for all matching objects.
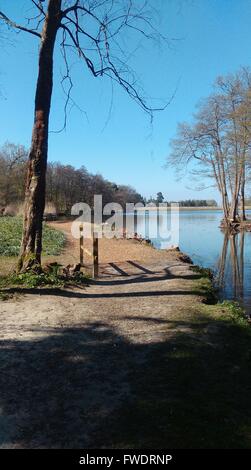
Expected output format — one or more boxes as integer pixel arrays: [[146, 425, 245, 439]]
[[135, 209, 251, 314]]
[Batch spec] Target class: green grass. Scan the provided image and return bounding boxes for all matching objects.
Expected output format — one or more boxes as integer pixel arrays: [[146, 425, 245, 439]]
[[0, 262, 90, 292], [0, 271, 89, 301], [0, 216, 65, 256], [191, 264, 214, 279], [191, 266, 218, 304]]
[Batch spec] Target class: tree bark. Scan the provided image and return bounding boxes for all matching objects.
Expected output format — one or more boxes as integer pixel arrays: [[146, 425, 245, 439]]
[[221, 190, 230, 222], [18, 0, 62, 272], [229, 165, 243, 225], [240, 165, 246, 222], [229, 194, 239, 223]]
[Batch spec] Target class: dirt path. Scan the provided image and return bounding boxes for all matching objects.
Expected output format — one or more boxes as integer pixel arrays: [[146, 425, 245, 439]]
[[0, 222, 203, 448], [47, 220, 179, 267], [0, 248, 202, 449], [1, 224, 251, 449]]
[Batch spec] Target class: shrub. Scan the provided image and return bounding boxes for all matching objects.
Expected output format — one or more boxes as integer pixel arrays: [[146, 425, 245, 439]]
[[0, 216, 65, 256], [0, 269, 89, 289]]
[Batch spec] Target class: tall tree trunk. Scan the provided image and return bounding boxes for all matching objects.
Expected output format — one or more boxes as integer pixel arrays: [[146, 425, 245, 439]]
[[229, 195, 239, 224], [18, 0, 62, 272], [4, 173, 10, 207], [229, 166, 243, 224], [221, 190, 230, 222], [215, 142, 230, 223], [240, 165, 246, 222]]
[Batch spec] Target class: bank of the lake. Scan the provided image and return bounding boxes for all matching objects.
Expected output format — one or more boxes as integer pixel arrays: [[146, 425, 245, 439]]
[[134, 209, 251, 314]]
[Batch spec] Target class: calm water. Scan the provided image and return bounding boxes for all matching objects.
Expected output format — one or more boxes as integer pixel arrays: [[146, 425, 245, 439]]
[[135, 210, 251, 313]]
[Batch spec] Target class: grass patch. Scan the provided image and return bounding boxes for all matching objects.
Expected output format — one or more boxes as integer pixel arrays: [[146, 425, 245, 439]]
[[0, 268, 89, 290], [219, 300, 247, 325], [191, 272, 218, 305], [191, 264, 214, 279], [0, 216, 65, 256]]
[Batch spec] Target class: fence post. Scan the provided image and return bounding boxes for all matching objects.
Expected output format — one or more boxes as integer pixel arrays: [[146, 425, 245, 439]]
[[80, 224, 84, 266], [93, 232, 99, 278], [145, 209, 149, 240]]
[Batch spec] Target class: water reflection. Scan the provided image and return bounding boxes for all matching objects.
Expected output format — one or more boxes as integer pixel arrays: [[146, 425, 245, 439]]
[[133, 210, 251, 314], [134, 210, 251, 313], [135, 211, 179, 249], [217, 231, 245, 303]]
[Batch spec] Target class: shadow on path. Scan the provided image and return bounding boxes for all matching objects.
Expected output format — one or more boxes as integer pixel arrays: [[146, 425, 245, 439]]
[[1, 313, 251, 448]]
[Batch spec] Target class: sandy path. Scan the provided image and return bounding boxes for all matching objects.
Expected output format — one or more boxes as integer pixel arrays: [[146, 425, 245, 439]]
[[46, 220, 177, 267], [0, 223, 200, 448]]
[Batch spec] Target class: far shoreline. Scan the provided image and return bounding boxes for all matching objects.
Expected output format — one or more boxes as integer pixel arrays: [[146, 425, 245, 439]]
[[136, 206, 222, 211], [135, 206, 251, 211]]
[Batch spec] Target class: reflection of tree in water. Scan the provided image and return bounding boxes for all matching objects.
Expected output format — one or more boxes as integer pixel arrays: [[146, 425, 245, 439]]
[[217, 231, 245, 301]]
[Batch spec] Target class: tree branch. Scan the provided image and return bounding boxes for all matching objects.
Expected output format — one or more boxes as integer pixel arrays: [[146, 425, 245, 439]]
[[31, 0, 46, 17], [0, 10, 41, 38], [61, 0, 170, 117]]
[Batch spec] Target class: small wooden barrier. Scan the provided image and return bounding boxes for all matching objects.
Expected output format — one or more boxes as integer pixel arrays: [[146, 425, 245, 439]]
[[79, 225, 84, 266], [80, 226, 99, 278]]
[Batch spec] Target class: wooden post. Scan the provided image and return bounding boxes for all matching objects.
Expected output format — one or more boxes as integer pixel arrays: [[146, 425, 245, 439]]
[[93, 232, 99, 278], [134, 209, 137, 238], [145, 209, 149, 240], [80, 225, 84, 266]]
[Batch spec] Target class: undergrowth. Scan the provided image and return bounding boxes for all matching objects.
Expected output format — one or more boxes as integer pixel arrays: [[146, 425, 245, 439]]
[[0, 267, 89, 292], [0, 216, 65, 256]]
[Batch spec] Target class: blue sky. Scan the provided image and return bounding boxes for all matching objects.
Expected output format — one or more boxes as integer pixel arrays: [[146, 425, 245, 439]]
[[0, 0, 251, 201]]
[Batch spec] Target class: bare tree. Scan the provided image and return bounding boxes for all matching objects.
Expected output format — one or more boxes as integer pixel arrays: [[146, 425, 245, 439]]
[[216, 69, 251, 223], [167, 68, 251, 227], [0, 0, 167, 271], [0, 142, 28, 207], [168, 97, 232, 222]]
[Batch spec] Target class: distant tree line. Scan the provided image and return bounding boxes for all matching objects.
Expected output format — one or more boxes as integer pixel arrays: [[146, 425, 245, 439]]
[[0, 143, 28, 209], [0, 142, 144, 215], [147, 193, 218, 207], [176, 199, 218, 207]]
